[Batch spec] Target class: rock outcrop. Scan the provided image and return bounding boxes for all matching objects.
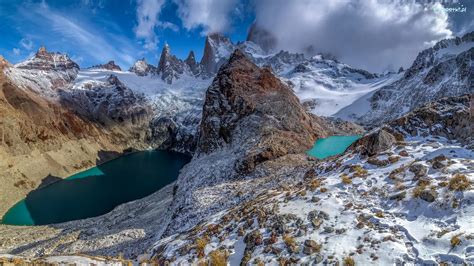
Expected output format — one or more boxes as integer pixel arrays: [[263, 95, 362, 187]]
[[90, 60, 122, 71], [198, 50, 333, 171], [390, 94, 473, 148]]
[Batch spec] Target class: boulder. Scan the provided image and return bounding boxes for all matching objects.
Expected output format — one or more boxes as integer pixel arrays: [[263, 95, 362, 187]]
[[350, 129, 396, 156]]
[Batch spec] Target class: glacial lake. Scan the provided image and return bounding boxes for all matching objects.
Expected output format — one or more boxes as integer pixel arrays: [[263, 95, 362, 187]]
[[307, 135, 361, 159], [1, 150, 191, 226]]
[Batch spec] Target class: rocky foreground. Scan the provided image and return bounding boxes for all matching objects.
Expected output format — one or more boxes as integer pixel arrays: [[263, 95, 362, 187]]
[[153, 95, 473, 265], [0, 49, 472, 265]]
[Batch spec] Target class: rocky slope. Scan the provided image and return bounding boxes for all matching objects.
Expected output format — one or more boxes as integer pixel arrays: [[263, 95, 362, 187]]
[[152, 94, 474, 265], [337, 31, 474, 124]]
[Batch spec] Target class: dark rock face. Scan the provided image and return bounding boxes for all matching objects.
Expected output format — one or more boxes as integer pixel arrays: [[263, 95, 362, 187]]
[[184, 51, 200, 75], [390, 94, 473, 147], [59, 74, 151, 127], [198, 50, 333, 172], [246, 23, 277, 53], [200, 33, 234, 74], [90, 61, 122, 71], [419, 190, 437, 202], [350, 129, 396, 157], [157, 44, 185, 84]]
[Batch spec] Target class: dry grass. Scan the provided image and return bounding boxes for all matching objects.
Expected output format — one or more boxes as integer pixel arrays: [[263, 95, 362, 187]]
[[343, 256, 355, 266], [341, 174, 352, 185], [451, 234, 462, 248], [308, 178, 322, 191], [448, 174, 471, 191], [375, 211, 384, 218], [283, 234, 296, 247], [412, 185, 426, 198], [320, 187, 328, 193], [208, 249, 228, 266], [195, 237, 209, 258], [352, 165, 368, 178]]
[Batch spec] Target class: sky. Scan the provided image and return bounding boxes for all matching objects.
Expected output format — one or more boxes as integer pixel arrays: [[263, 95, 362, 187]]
[[0, 0, 472, 72]]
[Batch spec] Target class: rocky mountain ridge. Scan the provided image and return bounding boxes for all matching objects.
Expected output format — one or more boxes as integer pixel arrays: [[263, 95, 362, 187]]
[[336, 31, 474, 125]]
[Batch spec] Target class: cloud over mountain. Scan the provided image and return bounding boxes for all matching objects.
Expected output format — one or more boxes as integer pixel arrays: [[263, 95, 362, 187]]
[[174, 0, 239, 34], [253, 0, 452, 72]]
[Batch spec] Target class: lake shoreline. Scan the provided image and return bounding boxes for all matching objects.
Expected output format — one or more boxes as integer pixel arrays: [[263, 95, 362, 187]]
[[2, 149, 190, 226]]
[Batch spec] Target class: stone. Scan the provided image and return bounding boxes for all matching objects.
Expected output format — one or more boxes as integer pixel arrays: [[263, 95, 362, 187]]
[[350, 129, 396, 156], [409, 163, 428, 177], [419, 190, 437, 202]]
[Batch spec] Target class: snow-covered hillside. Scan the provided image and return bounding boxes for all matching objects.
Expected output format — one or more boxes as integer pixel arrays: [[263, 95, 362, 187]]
[[152, 95, 474, 265], [336, 31, 474, 124]]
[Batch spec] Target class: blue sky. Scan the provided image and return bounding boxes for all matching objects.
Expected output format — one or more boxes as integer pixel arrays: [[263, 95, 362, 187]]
[[0, 0, 471, 72], [0, 0, 254, 68]]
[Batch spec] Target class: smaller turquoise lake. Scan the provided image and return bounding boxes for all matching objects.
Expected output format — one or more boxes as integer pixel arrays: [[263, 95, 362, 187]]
[[1, 150, 190, 226], [307, 135, 360, 159]]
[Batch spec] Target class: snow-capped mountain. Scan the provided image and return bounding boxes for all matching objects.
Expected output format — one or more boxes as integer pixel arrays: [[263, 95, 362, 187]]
[[201, 33, 235, 74], [129, 58, 157, 76], [336, 31, 474, 125]]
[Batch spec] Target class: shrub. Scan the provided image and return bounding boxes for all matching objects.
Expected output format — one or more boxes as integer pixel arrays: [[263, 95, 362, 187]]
[[343, 256, 355, 266], [341, 174, 352, 185], [283, 234, 296, 247], [451, 234, 462, 248], [208, 250, 228, 266], [195, 237, 209, 258], [448, 174, 470, 191], [352, 165, 368, 177], [412, 185, 426, 198], [308, 178, 322, 191]]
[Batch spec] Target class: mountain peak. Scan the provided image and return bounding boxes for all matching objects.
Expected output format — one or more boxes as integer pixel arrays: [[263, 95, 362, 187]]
[[16, 47, 79, 72], [129, 58, 156, 76], [198, 48, 328, 156], [90, 60, 121, 71], [201, 33, 235, 74], [157, 44, 184, 84], [246, 23, 277, 53]]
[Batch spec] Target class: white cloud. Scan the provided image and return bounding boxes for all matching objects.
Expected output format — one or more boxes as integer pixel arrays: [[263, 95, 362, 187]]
[[174, 0, 238, 34], [20, 38, 33, 50], [12, 48, 20, 55], [18, 2, 139, 68], [134, 0, 166, 51], [253, 0, 452, 72]]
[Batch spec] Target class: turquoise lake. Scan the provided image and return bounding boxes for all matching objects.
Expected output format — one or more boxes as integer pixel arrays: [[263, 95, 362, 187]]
[[1, 150, 190, 226], [307, 135, 361, 159]]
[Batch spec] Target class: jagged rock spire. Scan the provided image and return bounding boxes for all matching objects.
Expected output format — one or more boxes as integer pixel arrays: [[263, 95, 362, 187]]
[[157, 44, 184, 84], [200, 33, 234, 74], [184, 50, 199, 75]]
